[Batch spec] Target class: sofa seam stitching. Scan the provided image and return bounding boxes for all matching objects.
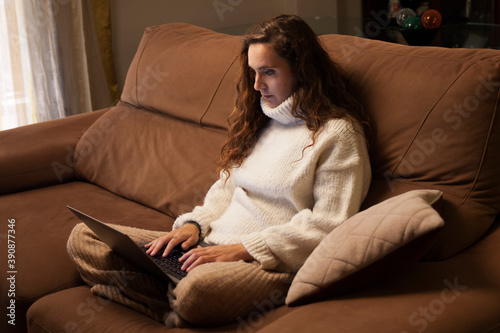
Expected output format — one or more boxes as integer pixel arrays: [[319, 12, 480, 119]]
[[391, 60, 478, 178], [464, 82, 500, 201], [199, 54, 239, 128], [119, 101, 227, 135], [133, 30, 155, 109]]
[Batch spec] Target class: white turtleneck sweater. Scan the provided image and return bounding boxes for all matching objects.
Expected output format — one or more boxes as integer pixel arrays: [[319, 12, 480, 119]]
[[173, 96, 371, 273]]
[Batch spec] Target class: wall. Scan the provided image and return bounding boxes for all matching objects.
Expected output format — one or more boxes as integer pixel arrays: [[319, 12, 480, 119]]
[[110, 0, 362, 91]]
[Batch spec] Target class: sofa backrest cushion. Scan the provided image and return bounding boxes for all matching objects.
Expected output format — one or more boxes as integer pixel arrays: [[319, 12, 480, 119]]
[[74, 24, 240, 219], [120, 24, 240, 131], [320, 34, 500, 259], [75, 23, 500, 260], [74, 102, 226, 219]]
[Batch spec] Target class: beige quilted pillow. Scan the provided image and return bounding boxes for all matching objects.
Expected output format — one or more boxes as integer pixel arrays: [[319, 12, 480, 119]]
[[286, 189, 444, 306]]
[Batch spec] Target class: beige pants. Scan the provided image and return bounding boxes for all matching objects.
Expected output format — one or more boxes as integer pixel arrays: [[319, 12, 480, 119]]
[[67, 223, 172, 323], [67, 222, 295, 327]]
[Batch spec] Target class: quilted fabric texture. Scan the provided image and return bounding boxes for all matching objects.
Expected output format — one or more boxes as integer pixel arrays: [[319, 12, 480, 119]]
[[286, 189, 444, 306]]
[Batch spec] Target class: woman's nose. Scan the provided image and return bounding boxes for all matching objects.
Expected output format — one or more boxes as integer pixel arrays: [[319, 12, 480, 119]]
[[254, 74, 265, 91]]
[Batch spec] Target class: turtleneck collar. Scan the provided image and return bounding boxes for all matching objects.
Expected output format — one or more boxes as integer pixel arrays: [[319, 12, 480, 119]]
[[260, 95, 303, 125]]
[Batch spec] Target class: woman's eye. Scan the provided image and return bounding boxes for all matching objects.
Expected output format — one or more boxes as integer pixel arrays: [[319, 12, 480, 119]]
[[265, 70, 275, 76]]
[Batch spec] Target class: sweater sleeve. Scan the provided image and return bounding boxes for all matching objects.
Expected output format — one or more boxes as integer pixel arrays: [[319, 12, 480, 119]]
[[172, 175, 235, 238], [242, 125, 371, 272]]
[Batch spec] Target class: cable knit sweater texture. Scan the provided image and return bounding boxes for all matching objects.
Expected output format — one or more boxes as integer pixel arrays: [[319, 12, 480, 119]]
[[174, 96, 371, 272]]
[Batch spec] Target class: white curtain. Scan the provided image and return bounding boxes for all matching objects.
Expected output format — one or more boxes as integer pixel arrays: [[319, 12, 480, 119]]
[[0, 0, 111, 131]]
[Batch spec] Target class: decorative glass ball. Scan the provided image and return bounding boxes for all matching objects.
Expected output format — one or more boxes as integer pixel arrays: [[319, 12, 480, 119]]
[[397, 8, 416, 27], [421, 9, 442, 29], [404, 16, 423, 29]]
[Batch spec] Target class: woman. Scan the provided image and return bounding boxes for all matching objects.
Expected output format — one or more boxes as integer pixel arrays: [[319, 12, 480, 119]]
[[68, 14, 371, 326], [145, 14, 371, 274]]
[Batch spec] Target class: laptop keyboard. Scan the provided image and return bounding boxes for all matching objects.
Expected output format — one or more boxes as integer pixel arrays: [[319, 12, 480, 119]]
[[141, 245, 187, 281]]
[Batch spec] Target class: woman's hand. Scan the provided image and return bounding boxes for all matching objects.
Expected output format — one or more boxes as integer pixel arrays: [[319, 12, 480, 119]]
[[179, 243, 254, 272], [144, 223, 200, 257]]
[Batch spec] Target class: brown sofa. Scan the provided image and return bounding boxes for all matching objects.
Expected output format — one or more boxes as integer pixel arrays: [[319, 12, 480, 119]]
[[1, 23, 500, 333]]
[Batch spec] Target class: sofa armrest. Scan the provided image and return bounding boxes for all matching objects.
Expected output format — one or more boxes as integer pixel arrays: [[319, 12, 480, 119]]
[[0, 109, 109, 195]]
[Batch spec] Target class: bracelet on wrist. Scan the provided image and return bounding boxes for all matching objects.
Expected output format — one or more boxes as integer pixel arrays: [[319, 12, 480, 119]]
[[185, 221, 202, 238]]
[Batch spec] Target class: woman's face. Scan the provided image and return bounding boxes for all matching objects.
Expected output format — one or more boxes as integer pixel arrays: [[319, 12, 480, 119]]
[[248, 43, 295, 108]]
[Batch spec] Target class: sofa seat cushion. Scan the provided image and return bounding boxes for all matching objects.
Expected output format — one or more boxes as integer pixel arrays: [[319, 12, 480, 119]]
[[27, 286, 175, 333], [26, 285, 294, 333], [0, 181, 174, 311], [262, 222, 500, 333], [28, 221, 500, 333]]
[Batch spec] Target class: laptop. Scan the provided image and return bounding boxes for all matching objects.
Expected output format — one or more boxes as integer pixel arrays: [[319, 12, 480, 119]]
[[67, 205, 209, 284]]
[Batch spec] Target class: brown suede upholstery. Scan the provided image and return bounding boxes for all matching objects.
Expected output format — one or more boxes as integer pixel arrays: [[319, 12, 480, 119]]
[[0, 23, 499, 333], [326, 35, 500, 260], [0, 109, 108, 195], [83, 23, 500, 260], [120, 25, 239, 130], [74, 102, 225, 218]]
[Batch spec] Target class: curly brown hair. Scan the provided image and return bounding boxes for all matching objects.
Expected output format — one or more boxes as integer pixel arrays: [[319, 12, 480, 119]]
[[218, 15, 369, 178]]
